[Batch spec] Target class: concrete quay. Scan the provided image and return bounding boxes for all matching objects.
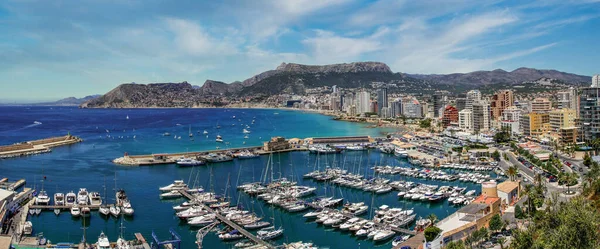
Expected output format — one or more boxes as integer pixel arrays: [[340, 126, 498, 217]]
[[0, 135, 83, 159]]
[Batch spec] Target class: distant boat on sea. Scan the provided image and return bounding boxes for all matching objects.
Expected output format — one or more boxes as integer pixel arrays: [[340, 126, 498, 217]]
[[126, 115, 129, 120]]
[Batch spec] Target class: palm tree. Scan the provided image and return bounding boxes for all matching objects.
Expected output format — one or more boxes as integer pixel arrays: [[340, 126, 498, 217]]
[[522, 184, 534, 215], [427, 213, 438, 225], [507, 166, 518, 181]]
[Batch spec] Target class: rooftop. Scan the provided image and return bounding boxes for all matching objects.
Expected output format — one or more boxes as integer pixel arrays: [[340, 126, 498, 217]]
[[0, 189, 14, 202], [473, 195, 501, 206], [497, 181, 519, 193], [458, 203, 489, 215]]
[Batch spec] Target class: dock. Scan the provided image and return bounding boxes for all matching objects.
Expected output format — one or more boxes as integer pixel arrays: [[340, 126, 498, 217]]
[[134, 233, 152, 249], [177, 190, 275, 249], [0, 135, 82, 159], [0, 179, 26, 191], [29, 204, 102, 210]]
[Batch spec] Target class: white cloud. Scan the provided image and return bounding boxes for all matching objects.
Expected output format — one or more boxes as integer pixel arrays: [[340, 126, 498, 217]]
[[302, 30, 383, 64], [163, 18, 238, 56]]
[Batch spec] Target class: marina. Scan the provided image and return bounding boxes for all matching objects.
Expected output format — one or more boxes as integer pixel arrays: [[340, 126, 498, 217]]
[[0, 107, 498, 249], [0, 134, 82, 159]]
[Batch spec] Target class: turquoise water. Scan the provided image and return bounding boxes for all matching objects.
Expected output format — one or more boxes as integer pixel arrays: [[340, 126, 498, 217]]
[[0, 107, 483, 248]]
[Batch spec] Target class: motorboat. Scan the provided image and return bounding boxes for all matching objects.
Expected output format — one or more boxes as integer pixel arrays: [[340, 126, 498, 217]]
[[216, 135, 224, 143], [23, 221, 33, 235], [160, 190, 182, 199], [89, 192, 102, 206], [96, 232, 110, 249], [81, 206, 91, 218], [159, 180, 187, 192], [116, 189, 128, 206], [243, 129, 251, 134], [203, 130, 208, 135], [188, 214, 216, 227], [345, 145, 365, 151], [177, 206, 206, 220], [392, 235, 411, 247], [122, 200, 134, 216], [373, 229, 395, 241], [34, 208, 41, 215], [54, 193, 65, 206], [110, 204, 121, 217], [237, 151, 259, 159], [65, 191, 76, 206], [70, 204, 81, 217], [163, 132, 171, 136], [219, 230, 244, 241], [257, 226, 283, 240], [117, 237, 130, 249], [176, 157, 206, 167], [99, 204, 110, 217], [54, 208, 61, 216], [394, 148, 409, 158], [204, 153, 233, 163], [234, 241, 255, 248], [36, 190, 50, 205], [77, 188, 89, 205]]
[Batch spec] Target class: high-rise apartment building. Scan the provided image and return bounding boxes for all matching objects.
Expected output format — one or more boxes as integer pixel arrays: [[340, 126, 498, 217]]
[[433, 91, 448, 117], [549, 108, 577, 133], [491, 90, 514, 120], [402, 97, 422, 118], [465, 90, 481, 111], [357, 90, 371, 114], [459, 109, 473, 133], [442, 105, 459, 128], [592, 75, 600, 87], [579, 87, 600, 142], [377, 88, 388, 116], [472, 101, 491, 133]]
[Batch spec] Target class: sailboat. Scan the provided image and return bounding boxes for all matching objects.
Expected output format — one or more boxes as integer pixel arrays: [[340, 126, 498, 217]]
[[126, 115, 129, 120], [116, 218, 130, 249], [189, 125, 193, 137], [99, 178, 110, 217]]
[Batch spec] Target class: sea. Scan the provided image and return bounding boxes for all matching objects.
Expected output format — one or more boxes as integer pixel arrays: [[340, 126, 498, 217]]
[[0, 106, 487, 249]]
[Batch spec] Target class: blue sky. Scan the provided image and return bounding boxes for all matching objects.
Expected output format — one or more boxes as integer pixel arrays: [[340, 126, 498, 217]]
[[1, 0, 599, 102]]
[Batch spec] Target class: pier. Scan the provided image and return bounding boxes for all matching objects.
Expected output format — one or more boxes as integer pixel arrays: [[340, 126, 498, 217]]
[[0, 134, 82, 159], [177, 190, 275, 249]]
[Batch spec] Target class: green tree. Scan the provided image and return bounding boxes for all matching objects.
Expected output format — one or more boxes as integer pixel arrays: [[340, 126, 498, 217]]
[[515, 204, 524, 219], [488, 214, 503, 233], [506, 166, 518, 181], [424, 226, 442, 242], [584, 152, 592, 167], [491, 150, 500, 161], [419, 118, 432, 129], [427, 213, 438, 224], [445, 241, 467, 249]]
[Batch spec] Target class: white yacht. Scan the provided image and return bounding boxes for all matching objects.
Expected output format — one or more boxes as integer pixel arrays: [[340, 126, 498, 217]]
[[54, 193, 65, 206], [110, 204, 121, 217], [122, 200, 134, 216], [36, 190, 50, 205], [176, 157, 206, 167], [65, 191, 76, 206], [70, 204, 81, 217], [99, 204, 110, 217], [160, 190, 182, 199], [23, 221, 33, 235], [216, 135, 224, 143], [257, 226, 284, 240], [89, 192, 102, 206], [243, 129, 251, 134], [203, 130, 208, 135], [116, 237, 130, 249], [159, 180, 187, 192], [96, 232, 110, 249], [77, 188, 89, 205], [394, 148, 409, 158], [373, 229, 395, 241]]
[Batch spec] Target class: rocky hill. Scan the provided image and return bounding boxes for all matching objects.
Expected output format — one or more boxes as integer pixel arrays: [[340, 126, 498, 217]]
[[80, 82, 202, 108], [81, 62, 592, 108], [409, 67, 590, 85]]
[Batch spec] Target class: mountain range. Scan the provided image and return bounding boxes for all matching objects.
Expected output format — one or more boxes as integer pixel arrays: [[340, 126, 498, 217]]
[[80, 62, 592, 108]]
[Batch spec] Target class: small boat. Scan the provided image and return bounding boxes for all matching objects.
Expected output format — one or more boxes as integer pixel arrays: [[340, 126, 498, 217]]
[[34, 209, 41, 215], [36, 190, 50, 205], [392, 235, 411, 247], [244, 221, 270, 230], [243, 129, 251, 134], [234, 240, 255, 248], [219, 230, 244, 241], [122, 200, 134, 216], [188, 214, 216, 227], [70, 204, 81, 217], [159, 180, 187, 192], [54, 193, 65, 206], [65, 191, 76, 206], [160, 190, 182, 199], [257, 226, 283, 240], [81, 206, 91, 218], [23, 221, 33, 235], [99, 205, 110, 217], [77, 188, 89, 205], [237, 151, 259, 159], [117, 237, 130, 249], [116, 189, 128, 206], [176, 157, 206, 167], [203, 130, 208, 135], [244, 135, 249, 139], [29, 209, 35, 215], [96, 231, 110, 249], [216, 135, 224, 143], [54, 208, 61, 216], [89, 192, 102, 206], [110, 205, 121, 217], [373, 229, 395, 241], [33, 121, 42, 125]]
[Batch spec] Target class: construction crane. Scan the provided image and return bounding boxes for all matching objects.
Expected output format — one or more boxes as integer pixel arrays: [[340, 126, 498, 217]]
[[196, 221, 220, 249]]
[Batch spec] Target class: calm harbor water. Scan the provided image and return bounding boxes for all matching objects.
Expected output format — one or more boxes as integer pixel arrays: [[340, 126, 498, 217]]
[[0, 107, 484, 249]]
